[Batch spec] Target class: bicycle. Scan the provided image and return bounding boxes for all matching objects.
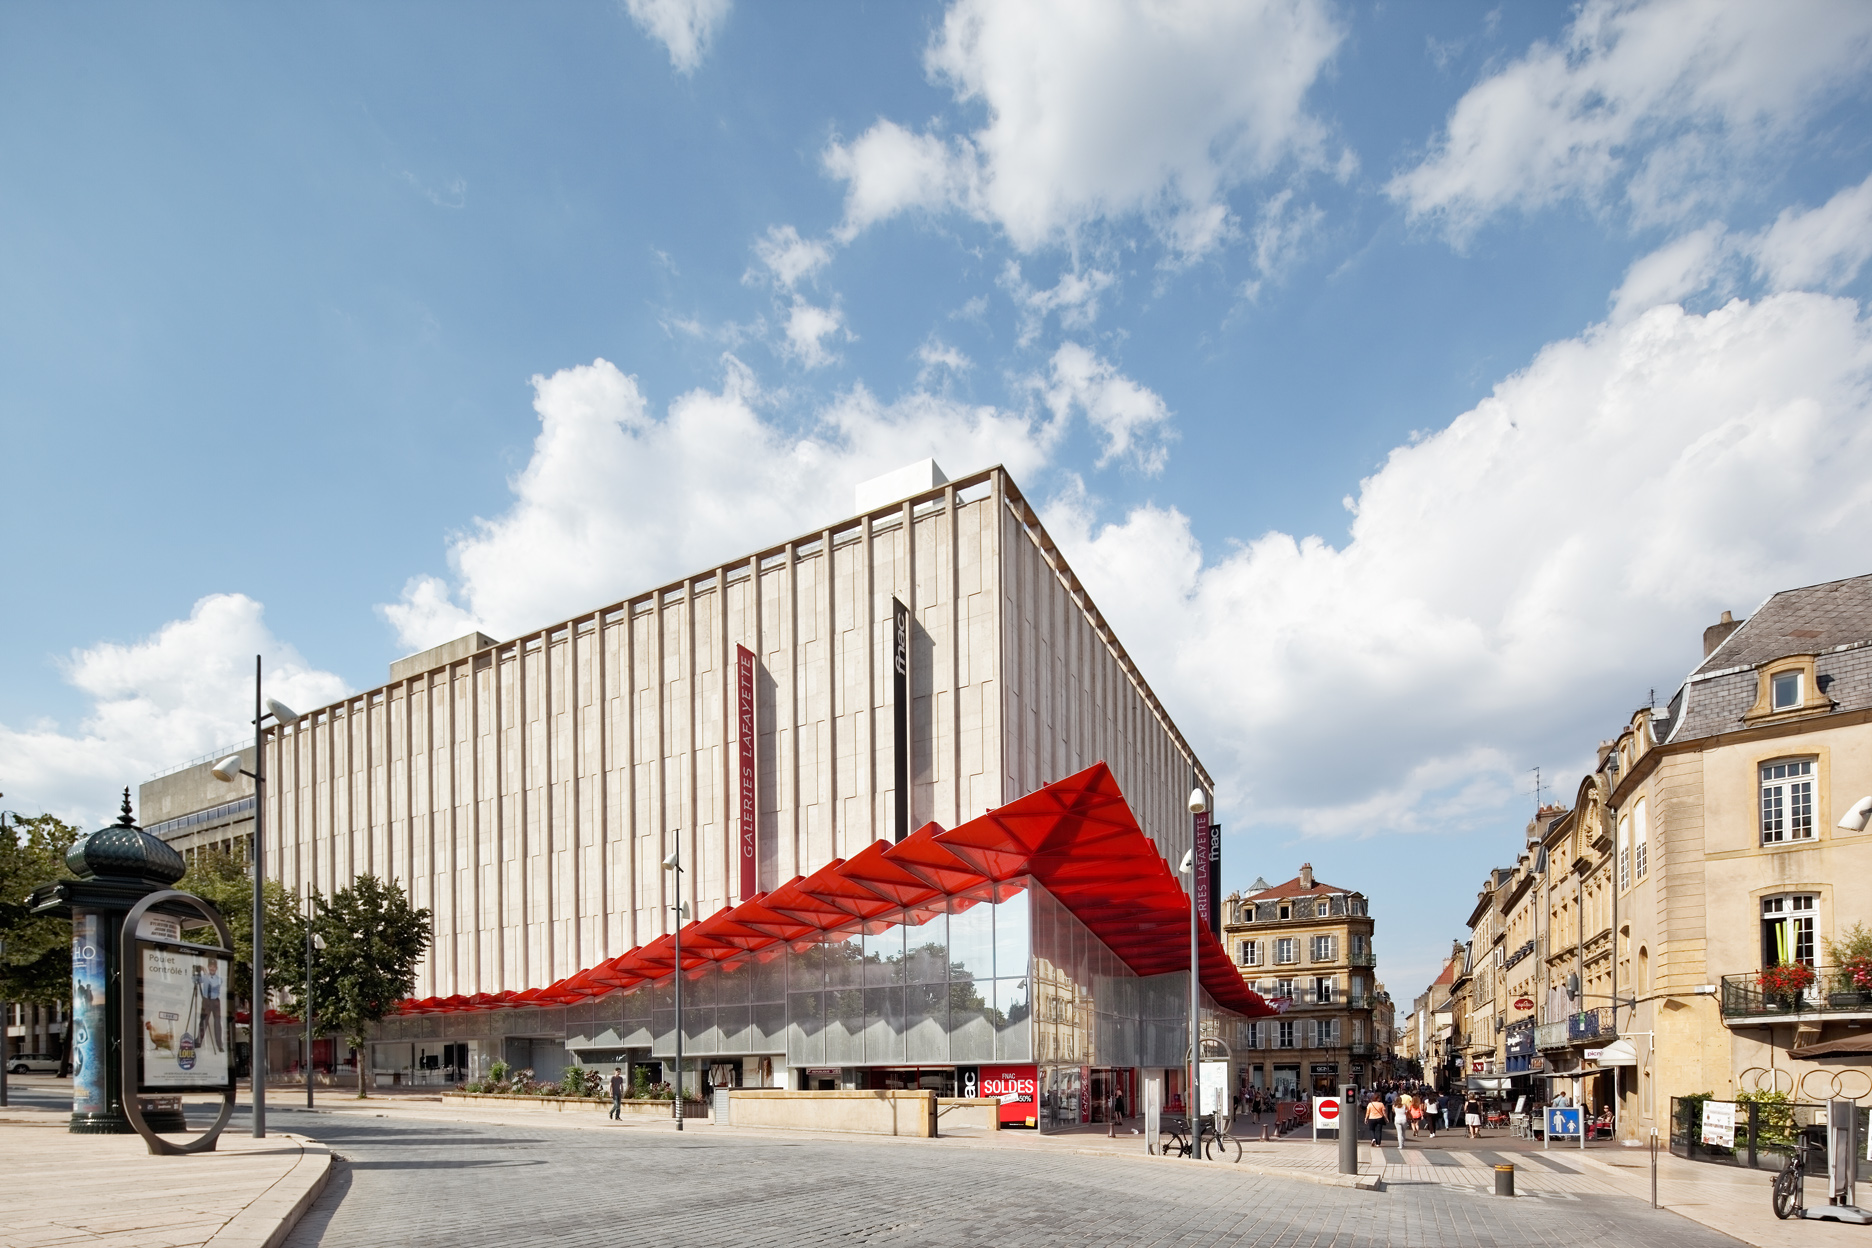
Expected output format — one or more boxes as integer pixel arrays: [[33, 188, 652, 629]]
[[1159, 1113, 1192, 1158], [1198, 1113, 1243, 1163], [1773, 1127, 1822, 1220]]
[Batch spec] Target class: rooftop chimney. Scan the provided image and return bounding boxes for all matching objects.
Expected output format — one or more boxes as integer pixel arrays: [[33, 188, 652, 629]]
[[1299, 862, 1314, 889], [1703, 609, 1743, 658]]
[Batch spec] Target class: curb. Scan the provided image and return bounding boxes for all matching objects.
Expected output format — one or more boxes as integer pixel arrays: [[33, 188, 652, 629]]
[[204, 1133, 335, 1248]]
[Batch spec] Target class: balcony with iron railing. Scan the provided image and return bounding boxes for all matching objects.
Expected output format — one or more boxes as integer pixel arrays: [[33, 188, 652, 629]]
[[1720, 967, 1872, 1023], [1534, 1006, 1617, 1049]]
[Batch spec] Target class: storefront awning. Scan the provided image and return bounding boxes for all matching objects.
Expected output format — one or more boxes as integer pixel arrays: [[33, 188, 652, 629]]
[[395, 762, 1272, 1019]]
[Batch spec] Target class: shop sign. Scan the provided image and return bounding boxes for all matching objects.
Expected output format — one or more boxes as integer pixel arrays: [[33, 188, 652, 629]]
[[1583, 1048, 1603, 1062], [1194, 811, 1212, 934], [979, 1064, 1037, 1127], [892, 599, 910, 842], [1513, 997, 1535, 1011]]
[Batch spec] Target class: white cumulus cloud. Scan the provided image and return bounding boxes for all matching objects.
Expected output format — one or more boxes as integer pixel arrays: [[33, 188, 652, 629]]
[[824, 0, 1344, 255], [1611, 173, 1872, 321], [783, 299, 848, 369], [624, 0, 732, 74], [1038, 343, 1175, 474], [749, 225, 833, 290], [1391, 0, 1872, 239], [379, 358, 1065, 651], [1045, 292, 1872, 840], [0, 594, 349, 827]]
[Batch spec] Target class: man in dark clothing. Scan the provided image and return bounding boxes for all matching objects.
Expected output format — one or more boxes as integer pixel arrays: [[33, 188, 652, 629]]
[[609, 1068, 625, 1120]]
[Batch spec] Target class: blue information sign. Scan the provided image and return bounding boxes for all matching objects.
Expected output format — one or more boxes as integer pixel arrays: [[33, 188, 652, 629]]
[[1546, 1107, 1582, 1138]]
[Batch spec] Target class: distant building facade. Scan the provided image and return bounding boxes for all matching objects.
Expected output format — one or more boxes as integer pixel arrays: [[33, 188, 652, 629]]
[[1222, 864, 1381, 1097]]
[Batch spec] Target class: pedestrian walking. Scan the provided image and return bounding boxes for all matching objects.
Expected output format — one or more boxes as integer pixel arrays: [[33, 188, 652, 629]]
[[1463, 1093, 1483, 1140], [1422, 1091, 1440, 1139], [1393, 1091, 1411, 1147], [1364, 1094, 1387, 1146], [609, 1067, 625, 1120]]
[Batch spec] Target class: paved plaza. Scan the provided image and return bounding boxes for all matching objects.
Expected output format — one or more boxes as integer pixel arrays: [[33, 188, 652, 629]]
[[274, 1109, 1743, 1248]]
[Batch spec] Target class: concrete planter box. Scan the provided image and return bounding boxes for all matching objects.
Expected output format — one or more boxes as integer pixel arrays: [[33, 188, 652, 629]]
[[440, 1092, 706, 1118]]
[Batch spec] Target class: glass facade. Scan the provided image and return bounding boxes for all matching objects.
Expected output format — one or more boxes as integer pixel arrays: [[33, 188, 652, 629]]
[[372, 874, 1238, 1109]]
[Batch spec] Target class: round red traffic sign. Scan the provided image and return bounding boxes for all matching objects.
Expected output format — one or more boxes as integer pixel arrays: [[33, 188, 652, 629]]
[[1318, 1099, 1340, 1120]]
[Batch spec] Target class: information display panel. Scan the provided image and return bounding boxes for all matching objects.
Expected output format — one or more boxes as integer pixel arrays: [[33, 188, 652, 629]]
[[136, 935, 233, 1092]]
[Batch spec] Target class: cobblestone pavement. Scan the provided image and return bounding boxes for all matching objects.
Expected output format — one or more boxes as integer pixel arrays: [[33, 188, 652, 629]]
[[279, 1112, 1747, 1248]]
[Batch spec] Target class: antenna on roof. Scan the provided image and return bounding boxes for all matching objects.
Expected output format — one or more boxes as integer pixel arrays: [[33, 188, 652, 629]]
[[1649, 688, 1656, 708], [1529, 765, 1543, 811]]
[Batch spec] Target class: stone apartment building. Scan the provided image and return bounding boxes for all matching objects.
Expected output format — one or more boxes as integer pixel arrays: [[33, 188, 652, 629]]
[[1417, 573, 1872, 1132], [1222, 864, 1382, 1098]]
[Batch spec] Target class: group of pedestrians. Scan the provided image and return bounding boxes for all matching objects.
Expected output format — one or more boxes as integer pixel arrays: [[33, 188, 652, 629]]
[[1360, 1082, 1486, 1146]]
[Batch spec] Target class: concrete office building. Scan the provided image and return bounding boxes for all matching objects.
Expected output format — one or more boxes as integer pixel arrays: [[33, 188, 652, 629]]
[[144, 463, 1254, 1108]]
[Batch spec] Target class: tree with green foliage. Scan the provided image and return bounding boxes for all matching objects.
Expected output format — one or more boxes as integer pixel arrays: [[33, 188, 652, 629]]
[[0, 811, 83, 1006], [176, 847, 306, 1021], [304, 875, 431, 1097]]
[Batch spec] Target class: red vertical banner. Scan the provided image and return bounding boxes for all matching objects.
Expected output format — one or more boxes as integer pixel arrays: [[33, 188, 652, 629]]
[[737, 644, 757, 901], [1193, 811, 1212, 933]]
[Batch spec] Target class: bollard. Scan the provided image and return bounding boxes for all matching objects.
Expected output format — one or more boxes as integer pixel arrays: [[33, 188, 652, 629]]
[[1649, 1129, 1659, 1209], [1495, 1164, 1515, 1198], [1339, 1090, 1359, 1176]]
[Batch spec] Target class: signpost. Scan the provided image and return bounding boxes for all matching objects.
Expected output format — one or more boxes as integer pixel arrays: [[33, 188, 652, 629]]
[[1546, 1106, 1584, 1152], [1313, 1094, 1341, 1141]]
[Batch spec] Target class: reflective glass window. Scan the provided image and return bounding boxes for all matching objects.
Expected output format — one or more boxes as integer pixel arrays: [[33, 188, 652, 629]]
[[996, 977, 1031, 1061], [949, 899, 995, 983], [864, 985, 906, 1064], [902, 912, 948, 983], [751, 952, 786, 1003], [823, 932, 866, 989], [865, 926, 904, 985], [785, 991, 824, 1065], [948, 978, 994, 1062], [825, 987, 866, 1063], [995, 888, 1031, 982], [906, 982, 947, 1063]]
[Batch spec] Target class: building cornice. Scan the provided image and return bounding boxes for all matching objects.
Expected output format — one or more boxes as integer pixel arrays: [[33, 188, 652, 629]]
[[1608, 704, 1872, 808]]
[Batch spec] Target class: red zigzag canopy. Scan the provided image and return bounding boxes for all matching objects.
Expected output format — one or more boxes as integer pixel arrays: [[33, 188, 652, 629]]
[[397, 762, 1270, 1020]]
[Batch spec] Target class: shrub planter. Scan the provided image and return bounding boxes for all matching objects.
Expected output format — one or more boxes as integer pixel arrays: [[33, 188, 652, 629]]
[[440, 1092, 707, 1118]]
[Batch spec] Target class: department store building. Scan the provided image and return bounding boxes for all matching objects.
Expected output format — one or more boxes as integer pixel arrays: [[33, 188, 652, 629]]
[[144, 462, 1266, 1125]]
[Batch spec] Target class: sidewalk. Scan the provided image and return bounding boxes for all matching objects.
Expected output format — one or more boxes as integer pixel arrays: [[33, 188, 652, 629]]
[[0, 1106, 331, 1248]]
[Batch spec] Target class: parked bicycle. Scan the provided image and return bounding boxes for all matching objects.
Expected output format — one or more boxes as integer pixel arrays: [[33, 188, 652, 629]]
[[1772, 1126, 1826, 1220], [1198, 1113, 1243, 1163]]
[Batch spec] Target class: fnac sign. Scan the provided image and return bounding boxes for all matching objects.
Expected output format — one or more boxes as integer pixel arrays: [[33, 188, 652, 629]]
[[979, 1064, 1038, 1127]]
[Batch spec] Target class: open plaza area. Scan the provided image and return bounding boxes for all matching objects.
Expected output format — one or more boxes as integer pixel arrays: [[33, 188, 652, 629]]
[[0, 1075, 1809, 1248]]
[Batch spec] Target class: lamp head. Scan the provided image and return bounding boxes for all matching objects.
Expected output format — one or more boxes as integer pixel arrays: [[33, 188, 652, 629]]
[[266, 698, 301, 726], [211, 755, 245, 783], [1178, 849, 1194, 874], [662, 848, 682, 870], [1187, 787, 1208, 815], [311, 932, 326, 951], [1837, 795, 1872, 832], [675, 900, 690, 920]]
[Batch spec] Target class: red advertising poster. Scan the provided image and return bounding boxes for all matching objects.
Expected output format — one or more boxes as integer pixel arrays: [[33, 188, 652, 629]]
[[737, 645, 757, 902], [979, 1064, 1038, 1127]]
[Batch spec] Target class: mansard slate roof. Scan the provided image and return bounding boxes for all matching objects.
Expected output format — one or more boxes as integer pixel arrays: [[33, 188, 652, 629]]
[[396, 762, 1272, 1019], [1667, 571, 1872, 744], [1244, 875, 1353, 902], [1695, 573, 1872, 675]]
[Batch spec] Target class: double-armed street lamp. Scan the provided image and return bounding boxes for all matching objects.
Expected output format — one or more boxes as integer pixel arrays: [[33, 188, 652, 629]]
[[1181, 784, 1208, 1160], [661, 844, 690, 1130], [209, 655, 300, 1138]]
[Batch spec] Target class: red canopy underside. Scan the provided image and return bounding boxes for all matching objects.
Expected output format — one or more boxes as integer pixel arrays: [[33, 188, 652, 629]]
[[395, 762, 1269, 1020]]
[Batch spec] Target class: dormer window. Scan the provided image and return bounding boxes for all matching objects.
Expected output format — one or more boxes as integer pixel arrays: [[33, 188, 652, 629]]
[[1279, 903, 1292, 920], [1772, 671, 1802, 711]]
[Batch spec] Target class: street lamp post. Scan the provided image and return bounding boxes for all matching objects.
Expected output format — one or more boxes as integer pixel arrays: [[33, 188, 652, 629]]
[[0, 805, 21, 1110], [304, 917, 325, 1109], [660, 845, 688, 1131], [1182, 785, 1208, 1160], [210, 655, 300, 1138]]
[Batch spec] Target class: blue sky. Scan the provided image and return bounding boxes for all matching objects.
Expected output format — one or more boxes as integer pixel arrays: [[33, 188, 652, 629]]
[[5, 0, 1872, 992]]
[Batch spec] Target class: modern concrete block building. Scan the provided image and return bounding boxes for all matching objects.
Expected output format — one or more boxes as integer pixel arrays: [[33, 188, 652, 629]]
[[143, 463, 1244, 1108]]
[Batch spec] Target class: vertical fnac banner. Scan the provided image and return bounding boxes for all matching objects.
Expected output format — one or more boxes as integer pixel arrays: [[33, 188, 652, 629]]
[[70, 911, 106, 1115], [892, 597, 909, 842], [737, 644, 757, 902], [1207, 822, 1223, 938], [1193, 811, 1212, 933]]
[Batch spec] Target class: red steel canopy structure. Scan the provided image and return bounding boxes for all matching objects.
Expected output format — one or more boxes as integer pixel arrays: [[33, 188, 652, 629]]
[[396, 762, 1270, 1019]]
